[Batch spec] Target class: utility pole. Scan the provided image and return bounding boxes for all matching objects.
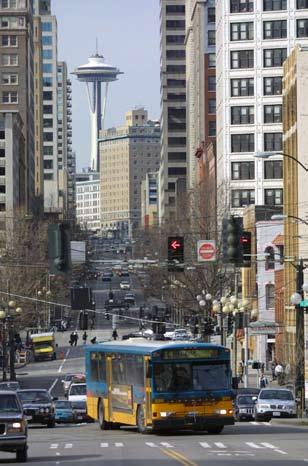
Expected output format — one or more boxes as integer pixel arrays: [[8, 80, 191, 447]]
[[233, 269, 239, 377], [1, 321, 7, 382], [295, 259, 305, 417]]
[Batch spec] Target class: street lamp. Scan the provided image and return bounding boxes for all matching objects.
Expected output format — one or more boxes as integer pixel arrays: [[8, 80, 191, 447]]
[[37, 287, 52, 329], [271, 214, 308, 226], [254, 151, 308, 172]]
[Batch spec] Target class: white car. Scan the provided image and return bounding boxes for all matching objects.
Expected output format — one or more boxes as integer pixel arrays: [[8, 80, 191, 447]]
[[120, 281, 130, 290], [254, 388, 297, 421], [164, 328, 190, 340], [68, 383, 87, 403]]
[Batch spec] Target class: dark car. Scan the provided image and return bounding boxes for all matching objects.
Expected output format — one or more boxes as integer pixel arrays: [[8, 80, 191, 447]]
[[124, 292, 135, 305], [0, 390, 28, 462], [17, 389, 56, 428], [234, 394, 257, 421], [71, 401, 93, 423]]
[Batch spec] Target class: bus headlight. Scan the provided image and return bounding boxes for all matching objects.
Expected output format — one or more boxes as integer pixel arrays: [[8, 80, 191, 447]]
[[160, 411, 173, 417], [215, 409, 227, 415]]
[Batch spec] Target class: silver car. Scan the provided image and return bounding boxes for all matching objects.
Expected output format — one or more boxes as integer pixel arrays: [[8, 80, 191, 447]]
[[254, 388, 297, 421]]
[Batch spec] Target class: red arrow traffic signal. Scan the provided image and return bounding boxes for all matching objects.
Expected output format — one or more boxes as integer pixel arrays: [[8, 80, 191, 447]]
[[171, 240, 181, 250]]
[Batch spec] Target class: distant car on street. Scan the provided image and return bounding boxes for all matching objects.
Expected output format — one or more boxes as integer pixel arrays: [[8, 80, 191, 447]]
[[71, 400, 93, 423], [102, 272, 113, 282], [124, 292, 135, 304], [164, 328, 190, 341], [254, 388, 297, 421], [0, 381, 20, 391], [18, 389, 56, 428], [68, 383, 87, 403], [0, 390, 28, 462], [120, 280, 130, 290], [61, 374, 75, 396], [234, 393, 257, 421], [55, 400, 75, 424]]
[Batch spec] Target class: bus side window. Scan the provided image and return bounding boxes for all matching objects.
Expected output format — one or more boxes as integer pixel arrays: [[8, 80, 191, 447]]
[[90, 352, 98, 381], [98, 353, 106, 382], [112, 354, 126, 384]]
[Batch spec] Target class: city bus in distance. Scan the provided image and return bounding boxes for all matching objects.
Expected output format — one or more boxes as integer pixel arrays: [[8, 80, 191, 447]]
[[85, 340, 234, 433]]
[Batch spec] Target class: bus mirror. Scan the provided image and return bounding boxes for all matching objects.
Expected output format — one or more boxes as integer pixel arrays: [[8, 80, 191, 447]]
[[146, 365, 152, 378]]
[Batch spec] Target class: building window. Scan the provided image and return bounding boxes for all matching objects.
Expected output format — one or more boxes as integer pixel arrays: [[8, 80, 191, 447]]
[[264, 188, 283, 205], [41, 21, 52, 32], [208, 121, 216, 136], [168, 107, 186, 131], [166, 20, 185, 30], [208, 30, 216, 45], [264, 160, 283, 179], [43, 105, 53, 114], [44, 159, 53, 169], [208, 53, 216, 67], [231, 78, 254, 96], [2, 90, 17, 103], [264, 132, 282, 151], [42, 36, 52, 46], [230, 0, 254, 12], [2, 54, 18, 66], [231, 161, 255, 180], [43, 132, 53, 142], [43, 91, 53, 101], [168, 136, 186, 146], [231, 134, 254, 152], [168, 167, 186, 176], [297, 0, 308, 8], [166, 35, 185, 44], [166, 49, 185, 60], [208, 7, 215, 22], [231, 106, 254, 124], [230, 22, 254, 41], [263, 76, 282, 95], [2, 73, 18, 85], [43, 63, 52, 74], [231, 50, 254, 69], [297, 19, 308, 37], [44, 173, 54, 180], [166, 64, 185, 73], [264, 104, 282, 123], [264, 0, 287, 9], [167, 79, 185, 88], [264, 48, 287, 67], [1, 35, 17, 47], [231, 189, 255, 207], [43, 77, 52, 87], [168, 152, 186, 162], [208, 76, 216, 91], [265, 284, 275, 308], [43, 119, 53, 128], [208, 98, 216, 114], [263, 20, 287, 39], [42, 49, 53, 60], [166, 5, 185, 13], [43, 146, 53, 156]]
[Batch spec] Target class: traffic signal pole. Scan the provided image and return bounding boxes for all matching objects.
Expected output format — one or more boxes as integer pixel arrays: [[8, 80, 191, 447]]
[[295, 259, 305, 417]]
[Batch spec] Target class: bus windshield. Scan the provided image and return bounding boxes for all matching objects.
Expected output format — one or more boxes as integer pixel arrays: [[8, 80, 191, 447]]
[[153, 362, 230, 393]]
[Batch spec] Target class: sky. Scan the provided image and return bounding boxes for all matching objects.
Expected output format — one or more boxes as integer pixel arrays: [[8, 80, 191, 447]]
[[52, 0, 161, 170]]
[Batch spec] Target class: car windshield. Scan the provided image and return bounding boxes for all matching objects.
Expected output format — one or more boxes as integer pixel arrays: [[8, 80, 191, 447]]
[[72, 401, 86, 409], [56, 401, 72, 409], [0, 395, 21, 412], [64, 375, 73, 382], [70, 385, 86, 396], [154, 362, 230, 393], [259, 390, 293, 400], [238, 395, 255, 404], [18, 391, 50, 403]]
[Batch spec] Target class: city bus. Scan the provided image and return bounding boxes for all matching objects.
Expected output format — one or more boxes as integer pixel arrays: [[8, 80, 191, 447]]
[[85, 340, 234, 433]]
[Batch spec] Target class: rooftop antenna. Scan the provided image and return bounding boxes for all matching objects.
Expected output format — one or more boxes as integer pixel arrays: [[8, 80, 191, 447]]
[[95, 37, 98, 56]]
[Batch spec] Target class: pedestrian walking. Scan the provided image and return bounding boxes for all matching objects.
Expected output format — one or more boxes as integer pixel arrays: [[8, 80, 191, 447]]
[[73, 331, 78, 346], [259, 374, 268, 388], [82, 331, 88, 344], [112, 329, 118, 341], [271, 360, 276, 380], [275, 362, 284, 385], [69, 332, 74, 346], [238, 361, 244, 383]]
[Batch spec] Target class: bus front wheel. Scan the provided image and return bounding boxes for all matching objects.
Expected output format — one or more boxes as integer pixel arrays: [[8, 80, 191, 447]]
[[137, 405, 148, 434], [98, 400, 111, 430], [207, 425, 224, 435]]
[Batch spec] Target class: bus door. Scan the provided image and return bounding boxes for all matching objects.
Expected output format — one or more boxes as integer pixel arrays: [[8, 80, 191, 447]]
[[144, 356, 152, 425], [106, 355, 113, 421]]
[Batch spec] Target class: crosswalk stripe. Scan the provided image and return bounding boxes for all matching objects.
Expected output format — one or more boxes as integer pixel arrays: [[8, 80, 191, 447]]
[[214, 442, 226, 449], [275, 450, 287, 455], [65, 444, 73, 449], [246, 442, 263, 449], [50, 444, 58, 449], [100, 443, 109, 448], [261, 443, 277, 449], [146, 442, 157, 448], [200, 442, 211, 449], [160, 442, 173, 448], [115, 442, 124, 447], [249, 422, 259, 425]]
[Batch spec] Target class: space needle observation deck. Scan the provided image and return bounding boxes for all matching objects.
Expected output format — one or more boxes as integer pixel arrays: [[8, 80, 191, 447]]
[[72, 54, 123, 171]]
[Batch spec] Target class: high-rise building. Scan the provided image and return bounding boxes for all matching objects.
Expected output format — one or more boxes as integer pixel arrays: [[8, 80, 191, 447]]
[[141, 172, 159, 228], [216, 0, 308, 218], [99, 108, 160, 238], [0, 0, 35, 214], [158, 0, 187, 224], [72, 53, 123, 172], [185, 0, 216, 190], [34, 0, 59, 212], [76, 170, 100, 231]]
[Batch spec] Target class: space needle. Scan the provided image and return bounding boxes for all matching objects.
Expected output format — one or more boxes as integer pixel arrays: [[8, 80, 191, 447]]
[[72, 52, 123, 171]]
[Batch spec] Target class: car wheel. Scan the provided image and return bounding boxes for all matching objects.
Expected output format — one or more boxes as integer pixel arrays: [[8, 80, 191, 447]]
[[16, 445, 28, 463], [47, 419, 56, 428], [207, 425, 224, 435], [98, 400, 111, 430]]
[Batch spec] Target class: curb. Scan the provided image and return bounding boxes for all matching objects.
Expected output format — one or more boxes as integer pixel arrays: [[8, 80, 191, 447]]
[[270, 419, 308, 427]]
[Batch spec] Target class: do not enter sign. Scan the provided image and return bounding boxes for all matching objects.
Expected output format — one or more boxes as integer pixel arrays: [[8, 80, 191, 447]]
[[197, 240, 216, 262]]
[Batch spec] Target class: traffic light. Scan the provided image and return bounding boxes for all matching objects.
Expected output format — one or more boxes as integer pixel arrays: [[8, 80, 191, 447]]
[[240, 231, 252, 267], [167, 236, 184, 271], [48, 223, 71, 275], [222, 218, 229, 261], [222, 217, 251, 267]]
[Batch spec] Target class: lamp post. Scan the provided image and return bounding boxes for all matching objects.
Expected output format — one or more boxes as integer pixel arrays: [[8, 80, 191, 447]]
[[37, 287, 52, 329], [254, 151, 308, 172], [212, 297, 233, 347], [0, 301, 22, 382]]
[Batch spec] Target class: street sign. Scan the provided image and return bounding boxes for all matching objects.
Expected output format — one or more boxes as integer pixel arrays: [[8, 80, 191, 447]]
[[300, 300, 308, 307], [197, 240, 216, 262]]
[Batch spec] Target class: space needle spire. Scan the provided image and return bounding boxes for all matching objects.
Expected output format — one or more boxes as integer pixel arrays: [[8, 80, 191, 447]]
[[72, 49, 123, 171]]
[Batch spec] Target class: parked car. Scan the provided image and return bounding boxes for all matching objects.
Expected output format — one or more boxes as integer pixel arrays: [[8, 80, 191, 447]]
[[71, 400, 92, 423], [234, 393, 257, 421], [120, 281, 130, 290], [164, 328, 190, 341], [0, 390, 28, 462], [68, 383, 87, 403], [254, 388, 297, 421], [124, 292, 135, 304], [0, 381, 20, 391], [55, 400, 75, 424], [17, 389, 56, 428]]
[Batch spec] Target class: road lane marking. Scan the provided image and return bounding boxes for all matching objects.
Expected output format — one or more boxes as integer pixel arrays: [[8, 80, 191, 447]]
[[48, 378, 58, 394], [261, 442, 278, 449], [160, 442, 173, 448], [250, 422, 259, 425], [161, 448, 199, 466], [56, 452, 60, 456], [246, 442, 263, 449], [58, 348, 70, 373], [199, 442, 211, 448], [115, 442, 124, 447], [275, 450, 288, 455], [65, 444, 73, 449], [50, 444, 58, 449], [214, 442, 226, 449], [146, 442, 157, 447], [100, 443, 108, 448]]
